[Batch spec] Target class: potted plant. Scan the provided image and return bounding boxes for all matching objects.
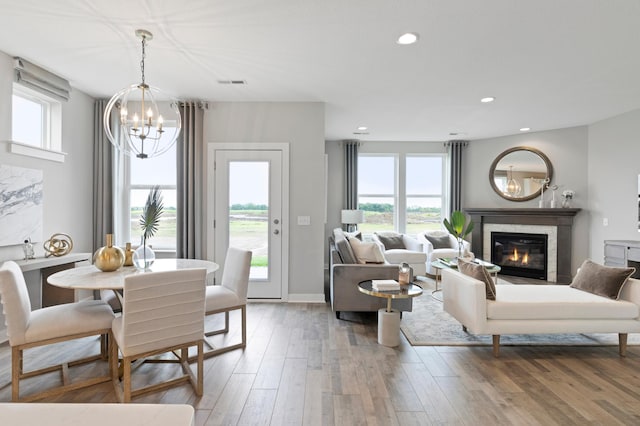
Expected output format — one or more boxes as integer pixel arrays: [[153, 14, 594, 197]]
[[133, 185, 164, 269], [443, 210, 474, 258]]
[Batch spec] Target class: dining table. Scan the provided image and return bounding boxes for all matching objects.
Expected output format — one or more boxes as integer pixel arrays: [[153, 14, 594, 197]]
[[47, 258, 219, 292]]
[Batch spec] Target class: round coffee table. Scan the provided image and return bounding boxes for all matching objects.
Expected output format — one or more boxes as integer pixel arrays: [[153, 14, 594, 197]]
[[358, 281, 423, 347]]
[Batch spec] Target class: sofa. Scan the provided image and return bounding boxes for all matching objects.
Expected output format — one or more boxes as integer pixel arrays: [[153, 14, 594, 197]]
[[417, 230, 473, 275], [371, 232, 427, 276], [442, 267, 640, 356], [329, 228, 413, 319]]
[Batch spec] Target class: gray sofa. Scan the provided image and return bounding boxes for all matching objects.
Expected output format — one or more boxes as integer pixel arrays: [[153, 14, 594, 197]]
[[329, 228, 413, 319]]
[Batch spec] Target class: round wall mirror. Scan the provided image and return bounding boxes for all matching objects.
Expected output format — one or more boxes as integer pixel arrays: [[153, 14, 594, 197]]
[[489, 147, 553, 201]]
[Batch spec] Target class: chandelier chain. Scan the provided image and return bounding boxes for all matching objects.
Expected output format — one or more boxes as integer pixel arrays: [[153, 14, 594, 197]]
[[140, 35, 146, 85]]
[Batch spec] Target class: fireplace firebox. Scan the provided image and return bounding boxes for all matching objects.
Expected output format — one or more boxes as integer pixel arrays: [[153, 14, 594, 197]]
[[491, 232, 548, 280]]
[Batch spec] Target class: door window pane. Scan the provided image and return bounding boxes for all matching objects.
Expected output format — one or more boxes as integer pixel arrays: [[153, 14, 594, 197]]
[[228, 161, 269, 279]]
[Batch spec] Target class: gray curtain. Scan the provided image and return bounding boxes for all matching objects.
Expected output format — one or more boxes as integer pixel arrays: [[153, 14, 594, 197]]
[[176, 101, 205, 259], [446, 140, 468, 213], [92, 99, 114, 252], [343, 140, 359, 231], [344, 140, 359, 209]]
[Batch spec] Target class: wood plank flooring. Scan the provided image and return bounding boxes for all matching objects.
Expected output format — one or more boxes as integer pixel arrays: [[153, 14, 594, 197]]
[[1, 300, 640, 425]]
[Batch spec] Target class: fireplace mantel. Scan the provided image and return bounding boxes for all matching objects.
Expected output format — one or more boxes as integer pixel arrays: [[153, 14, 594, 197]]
[[464, 208, 581, 283]]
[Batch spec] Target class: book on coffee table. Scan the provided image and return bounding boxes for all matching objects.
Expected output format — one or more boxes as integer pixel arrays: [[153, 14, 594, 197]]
[[372, 279, 400, 291]]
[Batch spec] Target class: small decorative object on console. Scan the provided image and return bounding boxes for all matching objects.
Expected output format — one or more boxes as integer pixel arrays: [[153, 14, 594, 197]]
[[22, 238, 35, 260], [43, 233, 73, 257]]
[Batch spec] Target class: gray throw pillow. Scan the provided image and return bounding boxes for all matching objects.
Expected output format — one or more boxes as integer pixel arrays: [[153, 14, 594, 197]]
[[569, 259, 635, 300], [375, 232, 405, 250], [457, 258, 497, 300], [425, 234, 452, 249]]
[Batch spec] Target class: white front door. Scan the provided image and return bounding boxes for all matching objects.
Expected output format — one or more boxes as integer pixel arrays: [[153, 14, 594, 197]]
[[210, 146, 287, 299]]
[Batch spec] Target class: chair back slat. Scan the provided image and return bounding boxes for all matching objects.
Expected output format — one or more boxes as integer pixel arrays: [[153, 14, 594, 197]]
[[0, 261, 32, 346], [221, 248, 252, 301], [121, 268, 206, 356]]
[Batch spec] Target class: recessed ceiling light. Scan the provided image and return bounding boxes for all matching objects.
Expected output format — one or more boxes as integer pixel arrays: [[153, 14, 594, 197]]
[[520, 127, 531, 132], [396, 33, 419, 45], [480, 97, 495, 103], [357, 126, 368, 131]]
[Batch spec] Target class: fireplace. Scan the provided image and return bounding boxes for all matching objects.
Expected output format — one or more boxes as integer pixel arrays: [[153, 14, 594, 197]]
[[491, 232, 548, 280]]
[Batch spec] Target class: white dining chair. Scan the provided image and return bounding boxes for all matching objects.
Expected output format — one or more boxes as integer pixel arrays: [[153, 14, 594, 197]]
[[198, 247, 252, 361], [0, 261, 115, 402], [110, 268, 206, 403]]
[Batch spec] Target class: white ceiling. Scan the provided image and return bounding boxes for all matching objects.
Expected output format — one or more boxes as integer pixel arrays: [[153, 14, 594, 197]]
[[0, 0, 639, 142]]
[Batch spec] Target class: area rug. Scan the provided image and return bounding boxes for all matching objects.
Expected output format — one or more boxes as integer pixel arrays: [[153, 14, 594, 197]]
[[401, 278, 640, 347]]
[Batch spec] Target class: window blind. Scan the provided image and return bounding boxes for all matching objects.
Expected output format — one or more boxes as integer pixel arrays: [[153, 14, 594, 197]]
[[14, 57, 71, 101]]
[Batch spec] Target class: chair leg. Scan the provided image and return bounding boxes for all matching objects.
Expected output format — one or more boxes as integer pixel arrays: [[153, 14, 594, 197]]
[[241, 305, 247, 348], [197, 340, 203, 396], [123, 356, 132, 403], [12, 346, 20, 402], [224, 311, 230, 333]]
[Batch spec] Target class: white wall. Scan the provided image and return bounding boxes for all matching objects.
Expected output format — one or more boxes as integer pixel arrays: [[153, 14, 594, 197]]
[[587, 108, 640, 262], [0, 51, 95, 262], [204, 102, 325, 300], [464, 126, 590, 274]]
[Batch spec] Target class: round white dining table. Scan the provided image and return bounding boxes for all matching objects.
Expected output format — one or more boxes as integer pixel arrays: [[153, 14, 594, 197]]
[[47, 258, 219, 291]]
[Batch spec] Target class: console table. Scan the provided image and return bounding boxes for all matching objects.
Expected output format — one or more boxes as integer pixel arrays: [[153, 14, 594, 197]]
[[604, 240, 640, 278]]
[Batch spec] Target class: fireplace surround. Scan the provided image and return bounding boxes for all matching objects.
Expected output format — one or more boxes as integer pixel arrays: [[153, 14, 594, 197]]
[[465, 208, 580, 283]]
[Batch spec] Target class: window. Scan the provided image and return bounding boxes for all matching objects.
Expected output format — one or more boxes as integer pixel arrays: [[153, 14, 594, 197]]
[[358, 153, 445, 236], [119, 127, 178, 251], [12, 84, 62, 152]]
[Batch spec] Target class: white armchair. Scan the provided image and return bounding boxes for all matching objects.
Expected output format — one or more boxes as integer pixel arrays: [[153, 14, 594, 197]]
[[372, 232, 427, 277], [417, 230, 474, 275]]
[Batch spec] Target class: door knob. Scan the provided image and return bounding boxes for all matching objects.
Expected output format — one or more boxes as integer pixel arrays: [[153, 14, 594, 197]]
[[273, 219, 280, 224], [273, 229, 280, 235]]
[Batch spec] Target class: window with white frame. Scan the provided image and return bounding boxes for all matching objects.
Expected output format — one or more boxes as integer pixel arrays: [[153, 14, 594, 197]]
[[358, 153, 445, 236], [119, 126, 178, 251], [11, 84, 62, 152]]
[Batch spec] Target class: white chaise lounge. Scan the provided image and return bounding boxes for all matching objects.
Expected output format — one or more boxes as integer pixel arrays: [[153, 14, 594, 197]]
[[442, 267, 640, 356]]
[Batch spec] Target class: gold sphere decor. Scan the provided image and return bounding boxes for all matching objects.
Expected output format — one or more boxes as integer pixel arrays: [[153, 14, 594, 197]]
[[93, 233, 125, 272], [43, 233, 73, 257]]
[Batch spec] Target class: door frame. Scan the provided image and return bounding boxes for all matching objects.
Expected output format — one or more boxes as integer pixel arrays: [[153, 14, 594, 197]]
[[207, 143, 290, 301]]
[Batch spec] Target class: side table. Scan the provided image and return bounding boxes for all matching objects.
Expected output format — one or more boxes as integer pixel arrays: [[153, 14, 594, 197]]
[[358, 281, 423, 347]]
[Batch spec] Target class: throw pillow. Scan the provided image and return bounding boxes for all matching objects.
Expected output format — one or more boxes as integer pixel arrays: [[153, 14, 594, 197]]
[[425, 233, 452, 249], [569, 259, 635, 300], [348, 237, 386, 264], [457, 258, 497, 300], [344, 231, 362, 241], [375, 232, 406, 250]]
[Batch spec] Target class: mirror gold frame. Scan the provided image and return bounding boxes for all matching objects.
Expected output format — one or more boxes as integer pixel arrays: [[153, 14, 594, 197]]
[[489, 146, 553, 202]]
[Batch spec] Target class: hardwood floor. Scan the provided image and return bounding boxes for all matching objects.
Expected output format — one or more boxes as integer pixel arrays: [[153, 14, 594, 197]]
[[1, 301, 640, 425]]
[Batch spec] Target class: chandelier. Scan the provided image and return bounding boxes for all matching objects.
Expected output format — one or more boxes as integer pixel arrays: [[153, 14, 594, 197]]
[[103, 29, 181, 159], [505, 165, 521, 196]]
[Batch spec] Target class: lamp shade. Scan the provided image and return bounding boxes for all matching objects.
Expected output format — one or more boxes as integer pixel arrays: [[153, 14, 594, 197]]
[[341, 209, 365, 224]]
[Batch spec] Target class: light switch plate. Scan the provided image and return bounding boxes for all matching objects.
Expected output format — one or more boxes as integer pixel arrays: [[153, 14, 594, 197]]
[[298, 216, 311, 226]]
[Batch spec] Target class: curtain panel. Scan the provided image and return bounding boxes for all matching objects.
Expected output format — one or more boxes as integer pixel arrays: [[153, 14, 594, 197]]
[[176, 101, 205, 259], [445, 140, 468, 214], [92, 99, 114, 252]]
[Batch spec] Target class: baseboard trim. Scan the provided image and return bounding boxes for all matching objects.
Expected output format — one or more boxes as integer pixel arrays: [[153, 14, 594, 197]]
[[287, 293, 326, 303]]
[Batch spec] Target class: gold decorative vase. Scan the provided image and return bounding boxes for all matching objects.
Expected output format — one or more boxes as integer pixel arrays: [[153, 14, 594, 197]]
[[123, 242, 134, 266], [93, 234, 125, 272]]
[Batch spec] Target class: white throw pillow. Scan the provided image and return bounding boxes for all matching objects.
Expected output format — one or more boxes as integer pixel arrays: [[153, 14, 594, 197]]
[[348, 237, 386, 264]]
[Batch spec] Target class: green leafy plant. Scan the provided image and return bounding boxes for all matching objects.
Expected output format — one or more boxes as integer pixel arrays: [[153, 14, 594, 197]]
[[443, 210, 474, 257], [139, 185, 164, 247]]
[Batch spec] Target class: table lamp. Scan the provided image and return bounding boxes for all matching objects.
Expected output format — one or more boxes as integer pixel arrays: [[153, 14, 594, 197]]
[[341, 209, 365, 232]]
